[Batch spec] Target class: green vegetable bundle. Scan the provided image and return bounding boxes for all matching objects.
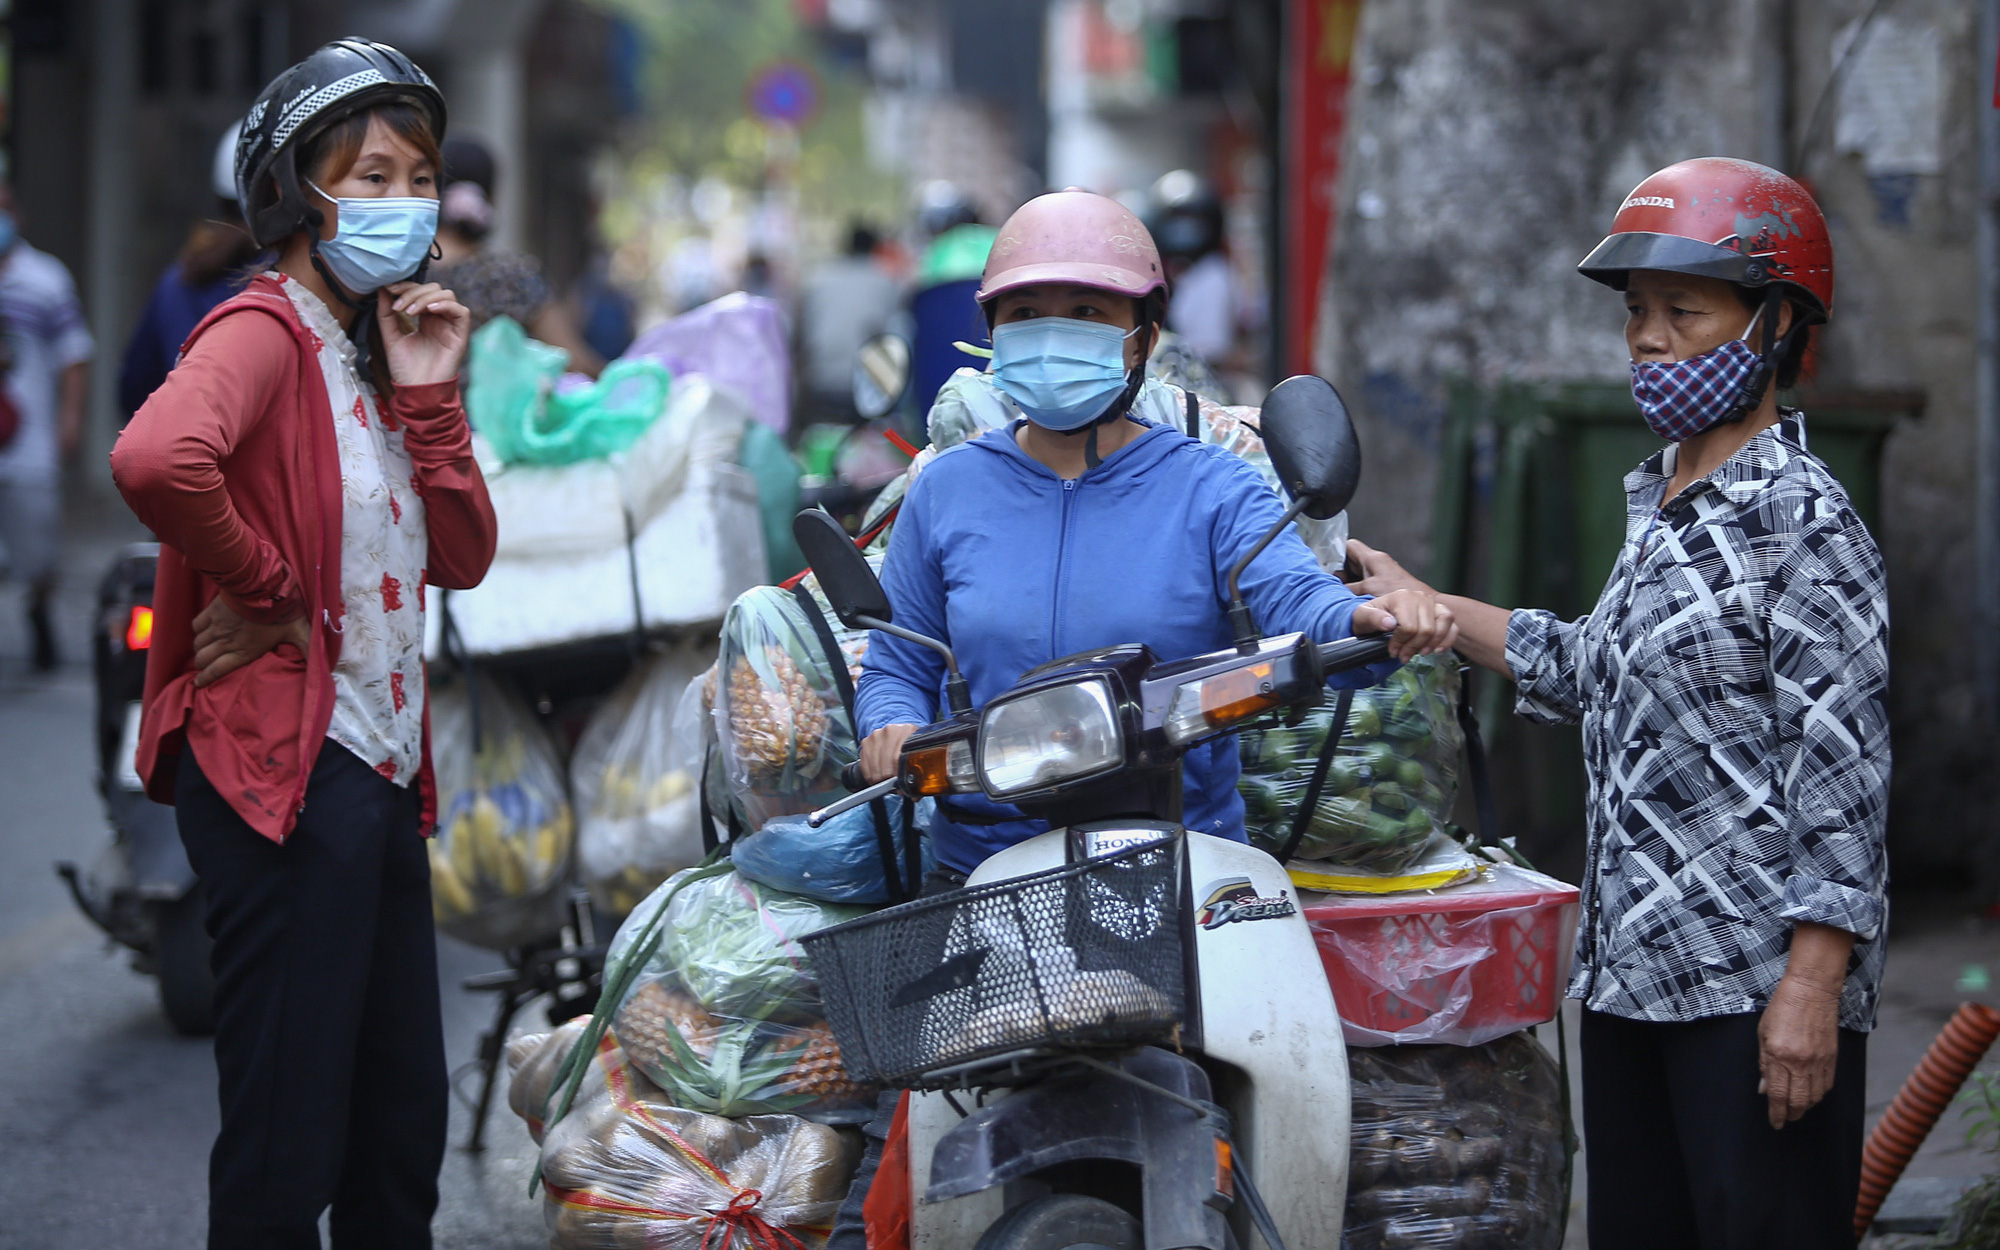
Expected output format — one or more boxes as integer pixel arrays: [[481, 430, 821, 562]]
[[1237, 655, 1463, 874], [604, 864, 877, 1119]]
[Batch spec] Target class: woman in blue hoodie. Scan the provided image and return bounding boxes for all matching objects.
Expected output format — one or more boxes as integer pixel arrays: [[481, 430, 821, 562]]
[[854, 190, 1456, 882]]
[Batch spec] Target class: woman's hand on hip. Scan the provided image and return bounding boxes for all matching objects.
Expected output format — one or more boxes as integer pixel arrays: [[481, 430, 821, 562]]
[[378, 281, 471, 386], [861, 723, 921, 785], [191, 596, 311, 688], [1352, 587, 1458, 660]]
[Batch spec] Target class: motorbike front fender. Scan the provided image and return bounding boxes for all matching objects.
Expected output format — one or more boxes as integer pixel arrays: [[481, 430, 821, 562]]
[[927, 1047, 1230, 1250]]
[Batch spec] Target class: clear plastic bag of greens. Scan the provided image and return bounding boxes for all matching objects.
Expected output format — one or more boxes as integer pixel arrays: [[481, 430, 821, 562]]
[[573, 647, 715, 918], [1238, 655, 1463, 874], [467, 316, 672, 466], [1344, 1033, 1567, 1250], [605, 865, 876, 1120], [429, 673, 575, 949]]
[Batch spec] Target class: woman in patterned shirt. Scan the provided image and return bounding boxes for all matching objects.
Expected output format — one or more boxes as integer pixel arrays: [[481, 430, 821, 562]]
[[1348, 160, 1888, 1249], [111, 41, 496, 1248]]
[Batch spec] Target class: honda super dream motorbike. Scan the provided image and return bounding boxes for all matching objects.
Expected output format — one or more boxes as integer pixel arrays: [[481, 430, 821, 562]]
[[793, 375, 1383, 1250]]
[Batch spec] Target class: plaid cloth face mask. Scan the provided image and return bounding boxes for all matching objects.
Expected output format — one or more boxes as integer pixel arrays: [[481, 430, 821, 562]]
[[1628, 311, 1767, 442]]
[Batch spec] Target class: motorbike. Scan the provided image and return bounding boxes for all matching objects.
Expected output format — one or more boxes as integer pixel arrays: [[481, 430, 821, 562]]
[[790, 374, 1382, 1250], [57, 541, 215, 1035]]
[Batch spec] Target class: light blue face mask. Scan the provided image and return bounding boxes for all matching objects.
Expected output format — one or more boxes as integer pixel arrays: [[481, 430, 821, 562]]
[[990, 317, 1139, 432], [0, 212, 18, 256], [307, 180, 439, 295]]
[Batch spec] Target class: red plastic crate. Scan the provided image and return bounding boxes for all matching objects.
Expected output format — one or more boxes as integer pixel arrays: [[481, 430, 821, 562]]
[[1301, 863, 1580, 1047]]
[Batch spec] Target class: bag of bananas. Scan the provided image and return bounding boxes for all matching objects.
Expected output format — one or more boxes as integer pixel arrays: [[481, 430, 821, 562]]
[[574, 645, 717, 917], [429, 673, 576, 950]]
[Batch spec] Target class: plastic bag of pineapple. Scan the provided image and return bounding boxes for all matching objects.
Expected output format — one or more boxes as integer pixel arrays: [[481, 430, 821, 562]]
[[429, 673, 575, 950], [712, 568, 872, 830], [603, 861, 877, 1122], [573, 644, 717, 917], [537, 1027, 862, 1250], [1236, 654, 1465, 876]]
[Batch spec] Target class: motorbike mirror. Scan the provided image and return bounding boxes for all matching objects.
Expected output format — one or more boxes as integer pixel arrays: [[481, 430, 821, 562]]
[[852, 334, 912, 422], [792, 507, 974, 713], [793, 509, 893, 629], [1258, 374, 1361, 521]]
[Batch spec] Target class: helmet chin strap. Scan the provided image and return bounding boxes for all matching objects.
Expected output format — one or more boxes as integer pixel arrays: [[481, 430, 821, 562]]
[[1081, 319, 1153, 470], [1730, 285, 1791, 422]]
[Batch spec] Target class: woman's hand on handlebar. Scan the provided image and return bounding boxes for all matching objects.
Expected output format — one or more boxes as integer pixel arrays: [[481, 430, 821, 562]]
[[860, 723, 921, 784], [1351, 588, 1458, 661]]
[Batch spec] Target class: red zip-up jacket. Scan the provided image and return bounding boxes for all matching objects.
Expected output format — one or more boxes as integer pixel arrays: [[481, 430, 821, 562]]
[[109, 274, 497, 842]]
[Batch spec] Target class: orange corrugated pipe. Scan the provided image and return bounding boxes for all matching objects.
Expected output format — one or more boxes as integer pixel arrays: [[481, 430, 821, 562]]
[[1853, 1000, 2000, 1238]]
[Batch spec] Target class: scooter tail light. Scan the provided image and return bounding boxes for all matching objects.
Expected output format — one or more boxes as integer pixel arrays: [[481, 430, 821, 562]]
[[901, 739, 977, 796], [126, 605, 154, 651], [1214, 1137, 1235, 1203]]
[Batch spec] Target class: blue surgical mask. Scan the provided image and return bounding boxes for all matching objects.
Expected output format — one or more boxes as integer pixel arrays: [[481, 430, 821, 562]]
[[0, 212, 19, 256], [990, 317, 1138, 431], [307, 180, 438, 294]]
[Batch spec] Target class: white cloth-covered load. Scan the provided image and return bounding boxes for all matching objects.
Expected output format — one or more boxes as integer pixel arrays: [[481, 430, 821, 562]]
[[427, 375, 766, 658]]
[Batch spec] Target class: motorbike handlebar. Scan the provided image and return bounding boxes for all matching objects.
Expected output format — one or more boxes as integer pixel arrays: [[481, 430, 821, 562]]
[[806, 774, 900, 828], [1316, 634, 1394, 674], [840, 761, 867, 793]]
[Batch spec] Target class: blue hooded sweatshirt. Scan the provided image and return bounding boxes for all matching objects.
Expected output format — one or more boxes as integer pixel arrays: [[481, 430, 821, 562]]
[[855, 418, 1392, 874]]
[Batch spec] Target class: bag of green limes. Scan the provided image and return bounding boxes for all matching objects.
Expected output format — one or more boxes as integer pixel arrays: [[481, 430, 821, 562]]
[[1236, 654, 1464, 875]]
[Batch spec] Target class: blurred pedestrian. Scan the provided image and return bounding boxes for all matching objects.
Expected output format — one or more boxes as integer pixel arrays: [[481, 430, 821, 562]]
[[908, 182, 994, 416], [1348, 160, 1887, 1250], [117, 123, 263, 422], [431, 135, 604, 376], [0, 160, 94, 672], [1150, 170, 1235, 364], [797, 222, 900, 423], [109, 39, 494, 1250]]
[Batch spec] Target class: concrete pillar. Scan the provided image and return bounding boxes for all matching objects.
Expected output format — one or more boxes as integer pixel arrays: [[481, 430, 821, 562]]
[[441, 0, 543, 254], [85, 0, 138, 490], [452, 46, 530, 253]]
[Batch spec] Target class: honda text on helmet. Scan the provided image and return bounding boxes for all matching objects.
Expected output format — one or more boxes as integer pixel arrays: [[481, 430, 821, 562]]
[[235, 37, 447, 305], [1577, 157, 1832, 442], [978, 190, 1167, 445]]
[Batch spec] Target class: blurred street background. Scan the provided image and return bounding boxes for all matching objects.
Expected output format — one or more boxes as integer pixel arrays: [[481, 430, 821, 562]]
[[0, 0, 1995, 1246]]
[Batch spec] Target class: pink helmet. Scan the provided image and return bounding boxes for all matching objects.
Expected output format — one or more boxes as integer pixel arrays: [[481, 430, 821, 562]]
[[976, 190, 1167, 307]]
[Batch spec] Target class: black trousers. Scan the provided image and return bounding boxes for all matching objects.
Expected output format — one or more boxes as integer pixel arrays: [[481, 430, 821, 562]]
[[177, 741, 447, 1250], [1581, 1008, 1866, 1250]]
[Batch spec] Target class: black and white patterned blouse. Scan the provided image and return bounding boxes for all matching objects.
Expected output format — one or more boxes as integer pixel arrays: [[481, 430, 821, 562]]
[[1507, 413, 1890, 1031]]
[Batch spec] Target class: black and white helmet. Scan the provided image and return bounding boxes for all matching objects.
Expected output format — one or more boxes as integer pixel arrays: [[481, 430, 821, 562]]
[[235, 38, 446, 247]]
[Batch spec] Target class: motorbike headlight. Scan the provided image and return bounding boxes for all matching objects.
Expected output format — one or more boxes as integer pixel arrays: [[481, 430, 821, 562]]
[[979, 679, 1123, 799]]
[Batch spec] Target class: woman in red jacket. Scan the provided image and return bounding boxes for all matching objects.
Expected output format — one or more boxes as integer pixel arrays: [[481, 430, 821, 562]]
[[110, 40, 495, 1250]]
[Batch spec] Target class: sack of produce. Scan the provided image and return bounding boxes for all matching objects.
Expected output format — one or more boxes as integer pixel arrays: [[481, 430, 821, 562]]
[[573, 647, 716, 917], [1344, 1033, 1568, 1250], [430, 674, 575, 949], [730, 796, 936, 905], [540, 1039, 861, 1250], [606, 863, 876, 1119], [714, 570, 872, 829], [508, 1018, 600, 1144], [1237, 654, 1463, 875]]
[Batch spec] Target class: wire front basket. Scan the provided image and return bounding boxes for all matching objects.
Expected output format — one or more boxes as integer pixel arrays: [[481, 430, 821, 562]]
[[801, 837, 1188, 1090]]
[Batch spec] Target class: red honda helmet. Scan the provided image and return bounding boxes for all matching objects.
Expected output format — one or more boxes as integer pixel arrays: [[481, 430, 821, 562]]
[[1577, 157, 1833, 322]]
